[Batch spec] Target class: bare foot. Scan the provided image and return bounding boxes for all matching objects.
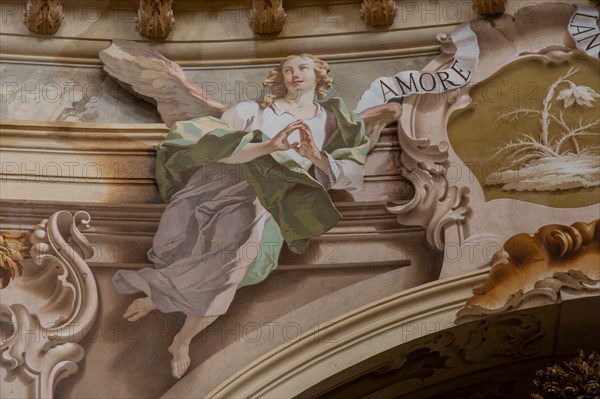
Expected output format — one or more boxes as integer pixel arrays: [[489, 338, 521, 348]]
[[123, 297, 158, 322], [168, 338, 191, 379]]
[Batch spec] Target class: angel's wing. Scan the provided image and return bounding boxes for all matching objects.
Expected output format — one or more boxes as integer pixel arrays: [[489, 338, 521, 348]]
[[358, 102, 403, 151], [99, 39, 229, 128]]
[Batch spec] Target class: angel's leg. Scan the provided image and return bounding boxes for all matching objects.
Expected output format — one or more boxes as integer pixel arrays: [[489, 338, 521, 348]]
[[169, 314, 219, 379], [123, 297, 158, 322]]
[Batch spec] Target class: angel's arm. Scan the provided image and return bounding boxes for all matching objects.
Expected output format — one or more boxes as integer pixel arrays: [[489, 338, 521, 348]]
[[217, 103, 268, 164], [296, 122, 365, 191], [218, 104, 306, 164], [313, 102, 403, 191], [359, 102, 403, 151], [219, 142, 273, 164], [219, 121, 304, 164]]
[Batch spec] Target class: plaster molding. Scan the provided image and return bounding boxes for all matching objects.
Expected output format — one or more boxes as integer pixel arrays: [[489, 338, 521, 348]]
[[0, 211, 98, 399], [321, 312, 544, 398], [456, 220, 600, 324], [0, 0, 460, 67], [136, 0, 175, 40], [360, 0, 397, 27], [198, 270, 489, 398], [0, 199, 424, 275], [24, 0, 63, 35], [376, 313, 544, 371], [250, 0, 285, 34], [0, 32, 443, 68], [177, 285, 596, 399], [2, 1, 594, 66], [0, 119, 412, 204]]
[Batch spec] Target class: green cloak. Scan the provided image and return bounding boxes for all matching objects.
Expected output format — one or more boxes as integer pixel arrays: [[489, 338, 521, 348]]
[[154, 97, 369, 286]]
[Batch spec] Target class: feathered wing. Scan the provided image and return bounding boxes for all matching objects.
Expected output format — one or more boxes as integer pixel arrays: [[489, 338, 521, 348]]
[[99, 39, 229, 128], [358, 102, 403, 151]]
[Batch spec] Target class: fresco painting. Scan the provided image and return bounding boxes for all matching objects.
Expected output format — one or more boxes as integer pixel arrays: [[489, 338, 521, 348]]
[[448, 54, 600, 208], [1, 1, 599, 398]]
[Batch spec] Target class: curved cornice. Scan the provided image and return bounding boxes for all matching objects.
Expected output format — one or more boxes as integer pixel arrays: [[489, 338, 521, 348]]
[[163, 270, 489, 398], [0, 119, 411, 204], [163, 268, 599, 398], [0, 0, 466, 66], [0, 30, 444, 67], [0, 197, 420, 272]]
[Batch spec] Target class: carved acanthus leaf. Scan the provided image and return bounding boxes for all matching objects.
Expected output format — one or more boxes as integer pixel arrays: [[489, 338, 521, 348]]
[[531, 350, 600, 399], [332, 313, 544, 397], [1, 211, 98, 399], [250, 0, 285, 35], [456, 220, 600, 324], [136, 0, 175, 40], [360, 0, 397, 27], [0, 231, 28, 288], [24, 0, 63, 35], [475, 0, 506, 15], [456, 314, 544, 364]]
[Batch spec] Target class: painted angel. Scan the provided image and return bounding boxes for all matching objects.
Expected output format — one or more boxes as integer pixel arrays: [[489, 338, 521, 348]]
[[99, 40, 401, 379]]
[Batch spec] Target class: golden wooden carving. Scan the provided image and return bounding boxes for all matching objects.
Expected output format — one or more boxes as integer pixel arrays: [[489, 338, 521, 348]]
[[456, 220, 600, 324], [24, 0, 63, 35], [0, 232, 28, 288], [136, 0, 175, 40], [360, 0, 397, 27], [531, 350, 600, 399], [474, 0, 506, 16], [250, 0, 285, 34]]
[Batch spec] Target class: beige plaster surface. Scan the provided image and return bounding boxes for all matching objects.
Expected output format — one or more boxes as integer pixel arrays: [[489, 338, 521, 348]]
[[54, 255, 441, 398]]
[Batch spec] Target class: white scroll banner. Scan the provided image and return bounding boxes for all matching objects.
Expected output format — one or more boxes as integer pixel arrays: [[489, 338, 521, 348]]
[[355, 23, 480, 113], [569, 5, 600, 59]]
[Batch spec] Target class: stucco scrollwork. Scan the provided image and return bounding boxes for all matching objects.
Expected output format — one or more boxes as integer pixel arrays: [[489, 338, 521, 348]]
[[329, 313, 544, 397], [24, 0, 63, 35], [0, 211, 98, 399], [456, 220, 600, 324], [396, 2, 599, 280], [360, 0, 397, 27], [136, 0, 175, 40], [250, 0, 285, 35], [455, 314, 544, 363], [386, 130, 470, 252]]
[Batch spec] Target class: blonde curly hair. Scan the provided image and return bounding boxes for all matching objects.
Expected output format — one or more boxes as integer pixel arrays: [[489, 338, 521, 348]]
[[261, 54, 333, 108]]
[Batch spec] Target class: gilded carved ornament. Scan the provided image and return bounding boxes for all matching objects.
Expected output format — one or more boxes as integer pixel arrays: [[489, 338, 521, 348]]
[[24, 0, 63, 35], [136, 0, 175, 40], [250, 0, 285, 35], [531, 350, 600, 399], [1, 211, 98, 399], [475, 0, 506, 16], [360, 0, 397, 27], [456, 220, 600, 324], [0, 232, 28, 288]]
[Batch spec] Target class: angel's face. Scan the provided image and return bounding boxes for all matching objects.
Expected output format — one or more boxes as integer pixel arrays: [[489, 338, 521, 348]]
[[281, 57, 317, 98]]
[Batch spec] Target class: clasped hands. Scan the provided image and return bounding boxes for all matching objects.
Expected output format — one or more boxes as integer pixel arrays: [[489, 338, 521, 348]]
[[268, 120, 324, 162]]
